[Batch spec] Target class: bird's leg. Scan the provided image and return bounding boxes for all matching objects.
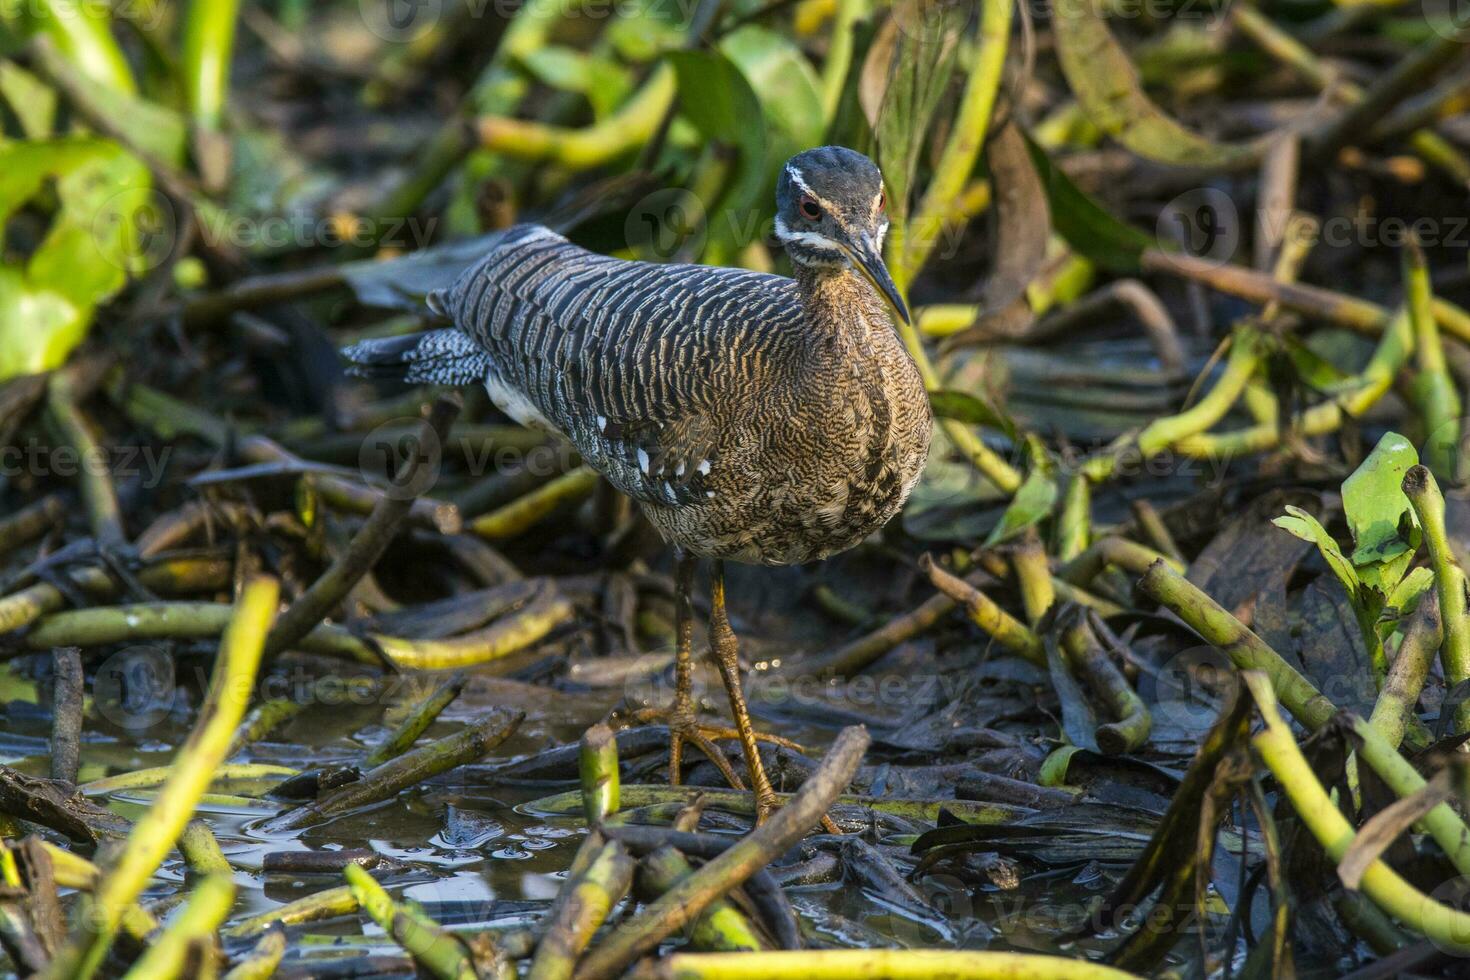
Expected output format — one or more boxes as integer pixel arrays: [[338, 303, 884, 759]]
[[625, 550, 747, 791], [707, 559, 782, 824], [666, 549, 697, 785]]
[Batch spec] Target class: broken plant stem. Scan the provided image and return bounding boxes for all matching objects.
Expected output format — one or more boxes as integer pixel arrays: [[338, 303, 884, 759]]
[[919, 555, 1045, 666], [366, 672, 469, 767], [1062, 617, 1150, 755], [345, 863, 477, 980], [0, 555, 231, 637], [45, 577, 278, 980], [1060, 537, 1182, 587], [1136, 327, 1263, 457], [472, 466, 600, 539], [1369, 593, 1440, 749], [120, 873, 235, 980], [179, 819, 232, 875], [1012, 529, 1055, 624], [1402, 464, 1470, 734], [267, 396, 459, 656], [528, 840, 636, 980], [636, 846, 763, 952], [572, 726, 869, 979], [634, 950, 1142, 979], [581, 721, 621, 825], [262, 710, 523, 832], [49, 646, 82, 784], [1056, 475, 1091, 562], [223, 886, 357, 938]]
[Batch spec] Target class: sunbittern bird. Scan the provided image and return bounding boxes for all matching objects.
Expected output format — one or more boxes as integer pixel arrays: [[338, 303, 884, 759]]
[[344, 146, 932, 821]]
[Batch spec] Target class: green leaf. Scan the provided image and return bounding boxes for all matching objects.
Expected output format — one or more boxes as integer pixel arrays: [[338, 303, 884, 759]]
[[668, 49, 767, 214], [1038, 744, 1085, 787], [1272, 506, 1358, 599], [1342, 432, 1421, 566], [1025, 132, 1151, 273], [0, 61, 55, 138], [929, 388, 1017, 442], [985, 437, 1058, 546], [720, 26, 825, 152], [1052, 0, 1263, 169], [1387, 566, 1434, 619], [0, 137, 151, 379]]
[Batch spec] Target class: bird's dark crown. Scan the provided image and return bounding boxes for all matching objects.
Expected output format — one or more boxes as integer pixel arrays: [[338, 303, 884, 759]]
[[774, 146, 888, 269]]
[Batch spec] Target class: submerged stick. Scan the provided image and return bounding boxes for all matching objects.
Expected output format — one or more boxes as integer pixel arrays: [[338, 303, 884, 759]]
[[49, 647, 83, 785], [222, 924, 286, 980], [262, 711, 523, 832], [573, 726, 869, 979], [43, 578, 278, 980], [267, 396, 460, 656]]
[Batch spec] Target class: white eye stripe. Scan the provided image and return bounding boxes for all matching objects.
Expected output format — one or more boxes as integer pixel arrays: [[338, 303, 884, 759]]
[[773, 216, 843, 253]]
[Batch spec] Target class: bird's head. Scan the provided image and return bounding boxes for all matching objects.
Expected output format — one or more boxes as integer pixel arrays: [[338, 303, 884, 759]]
[[774, 146, 909, 325]]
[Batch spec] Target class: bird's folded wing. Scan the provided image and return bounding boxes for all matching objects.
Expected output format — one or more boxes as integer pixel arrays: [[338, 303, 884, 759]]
[[449, 226, 802, 507]]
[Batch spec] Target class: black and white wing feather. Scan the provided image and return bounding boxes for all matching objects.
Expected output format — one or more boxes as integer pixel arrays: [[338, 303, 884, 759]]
[[433, 224, 803, 507]]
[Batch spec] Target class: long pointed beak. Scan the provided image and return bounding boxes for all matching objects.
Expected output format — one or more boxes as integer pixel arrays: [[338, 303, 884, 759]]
[[847, 233, 910, 325]]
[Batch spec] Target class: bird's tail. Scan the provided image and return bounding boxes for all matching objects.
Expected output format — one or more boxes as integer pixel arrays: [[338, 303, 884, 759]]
[[340, 329, 490, 386]]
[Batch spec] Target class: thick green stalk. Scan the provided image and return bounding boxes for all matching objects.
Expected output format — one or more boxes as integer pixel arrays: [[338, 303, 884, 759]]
[[527, 840, 635, 980], [1368, 595, 1440, 748], [1403, 465, 1470, 733], [32, 0, 136, 95], [580, 722, 620, 824], [45, 579, 278, 980], [637, 846, 763, 952], [645, 950, 1141, 979], [345, 864, 477, 980], [1405, 245, 1462, 480], [1247, 673, 1470, 953], [222, 926, 286, 980], [120, 874, 235, 979], [1056, 475, 1092, 562], [180, 0, 242, 129], [919, 555, 1044, 665]]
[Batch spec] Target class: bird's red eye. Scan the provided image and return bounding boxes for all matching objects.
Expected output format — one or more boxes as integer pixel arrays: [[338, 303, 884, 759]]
[[877, 190, 886, 213], [799, 195, 822, 221]]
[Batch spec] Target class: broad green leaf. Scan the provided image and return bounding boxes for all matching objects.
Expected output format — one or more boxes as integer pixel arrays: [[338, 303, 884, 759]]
[[1272, 506, 1358, 598], [0, 137, 151, 379], [985, 437, 1058, 546], [1025, 132, 1151, 273], [929, 388, 1017, 442], [0, 61, 55, 138], [668, 49, 767, 214], [721, 26, 825, 152], [1052, 0, 1263, 169], [1342, 432, 1421, 565]]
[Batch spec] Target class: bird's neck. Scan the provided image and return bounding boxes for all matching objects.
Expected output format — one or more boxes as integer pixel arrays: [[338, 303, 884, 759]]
[[794, 264, 888, 352]]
